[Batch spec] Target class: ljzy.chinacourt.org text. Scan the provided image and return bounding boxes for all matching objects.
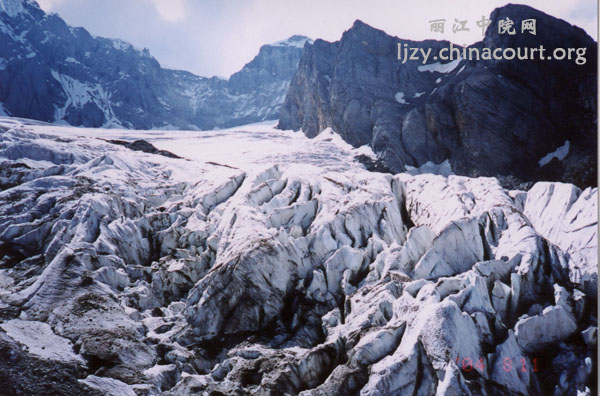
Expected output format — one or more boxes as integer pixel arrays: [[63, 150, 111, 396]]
[[397, 42, 588, 65]]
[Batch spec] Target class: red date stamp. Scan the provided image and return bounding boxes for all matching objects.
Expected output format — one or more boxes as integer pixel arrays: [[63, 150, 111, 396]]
[[455, 357, 541, 372]]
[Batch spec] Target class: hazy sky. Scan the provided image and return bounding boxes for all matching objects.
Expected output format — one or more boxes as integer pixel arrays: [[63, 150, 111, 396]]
[[36, 0, 597, 78]]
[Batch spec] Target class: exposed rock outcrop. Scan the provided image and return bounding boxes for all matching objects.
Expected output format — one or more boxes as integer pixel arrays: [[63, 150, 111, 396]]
[[278, 4, 597, 188]]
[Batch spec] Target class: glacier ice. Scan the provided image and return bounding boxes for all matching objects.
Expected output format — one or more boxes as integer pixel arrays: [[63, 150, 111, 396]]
[[0, 118, 596, 395]]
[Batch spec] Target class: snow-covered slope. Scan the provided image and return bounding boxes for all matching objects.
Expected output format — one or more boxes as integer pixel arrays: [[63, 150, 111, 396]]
[[0, 117, 597, 396]]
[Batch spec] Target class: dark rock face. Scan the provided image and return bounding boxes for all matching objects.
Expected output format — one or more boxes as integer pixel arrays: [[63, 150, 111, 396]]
[[278, 5, 597, 188], [0, 0, 310, 129], [106, 139, 181, 159]]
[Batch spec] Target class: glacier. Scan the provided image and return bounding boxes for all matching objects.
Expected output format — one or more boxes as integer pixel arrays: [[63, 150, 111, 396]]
[[0, 117, 597, 396]]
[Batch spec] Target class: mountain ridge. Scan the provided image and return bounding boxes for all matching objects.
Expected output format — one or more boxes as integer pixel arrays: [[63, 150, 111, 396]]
[[278, 4, 597, 189], [0, 0, 311, 129]]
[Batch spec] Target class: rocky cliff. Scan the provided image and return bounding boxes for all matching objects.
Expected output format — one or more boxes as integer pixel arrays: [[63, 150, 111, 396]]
[[278, 4, 597, 188], [0, 0, 310, 129]]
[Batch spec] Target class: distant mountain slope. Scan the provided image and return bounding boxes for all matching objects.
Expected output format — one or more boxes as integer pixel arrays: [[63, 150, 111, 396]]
[[0, 0, 311, 129], [278, 4, 597, 188]]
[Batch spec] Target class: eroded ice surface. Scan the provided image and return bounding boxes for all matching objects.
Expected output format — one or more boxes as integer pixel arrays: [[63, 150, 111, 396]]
[[0, 117, 597, 396]]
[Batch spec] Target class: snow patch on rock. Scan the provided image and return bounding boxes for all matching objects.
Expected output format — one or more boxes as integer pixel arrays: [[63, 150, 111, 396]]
[[395, 92, 408, 104], [539, 140, 570, 166], [418, 58, 462, 73]]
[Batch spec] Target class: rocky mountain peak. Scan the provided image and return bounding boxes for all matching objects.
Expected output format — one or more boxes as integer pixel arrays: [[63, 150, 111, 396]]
[[278, 4, 597, 189], [341, 19, 392, 46], [271, 35, 312, 48], [348, 19, 375, 32], [486, 3, 594, 46]]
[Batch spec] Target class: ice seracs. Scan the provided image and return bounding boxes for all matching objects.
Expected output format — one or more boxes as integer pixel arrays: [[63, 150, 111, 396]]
[[0, 118, 596, 395]]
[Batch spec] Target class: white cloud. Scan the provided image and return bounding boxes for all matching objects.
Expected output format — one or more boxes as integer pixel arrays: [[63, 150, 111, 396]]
[[145, 0, 186, 22]]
